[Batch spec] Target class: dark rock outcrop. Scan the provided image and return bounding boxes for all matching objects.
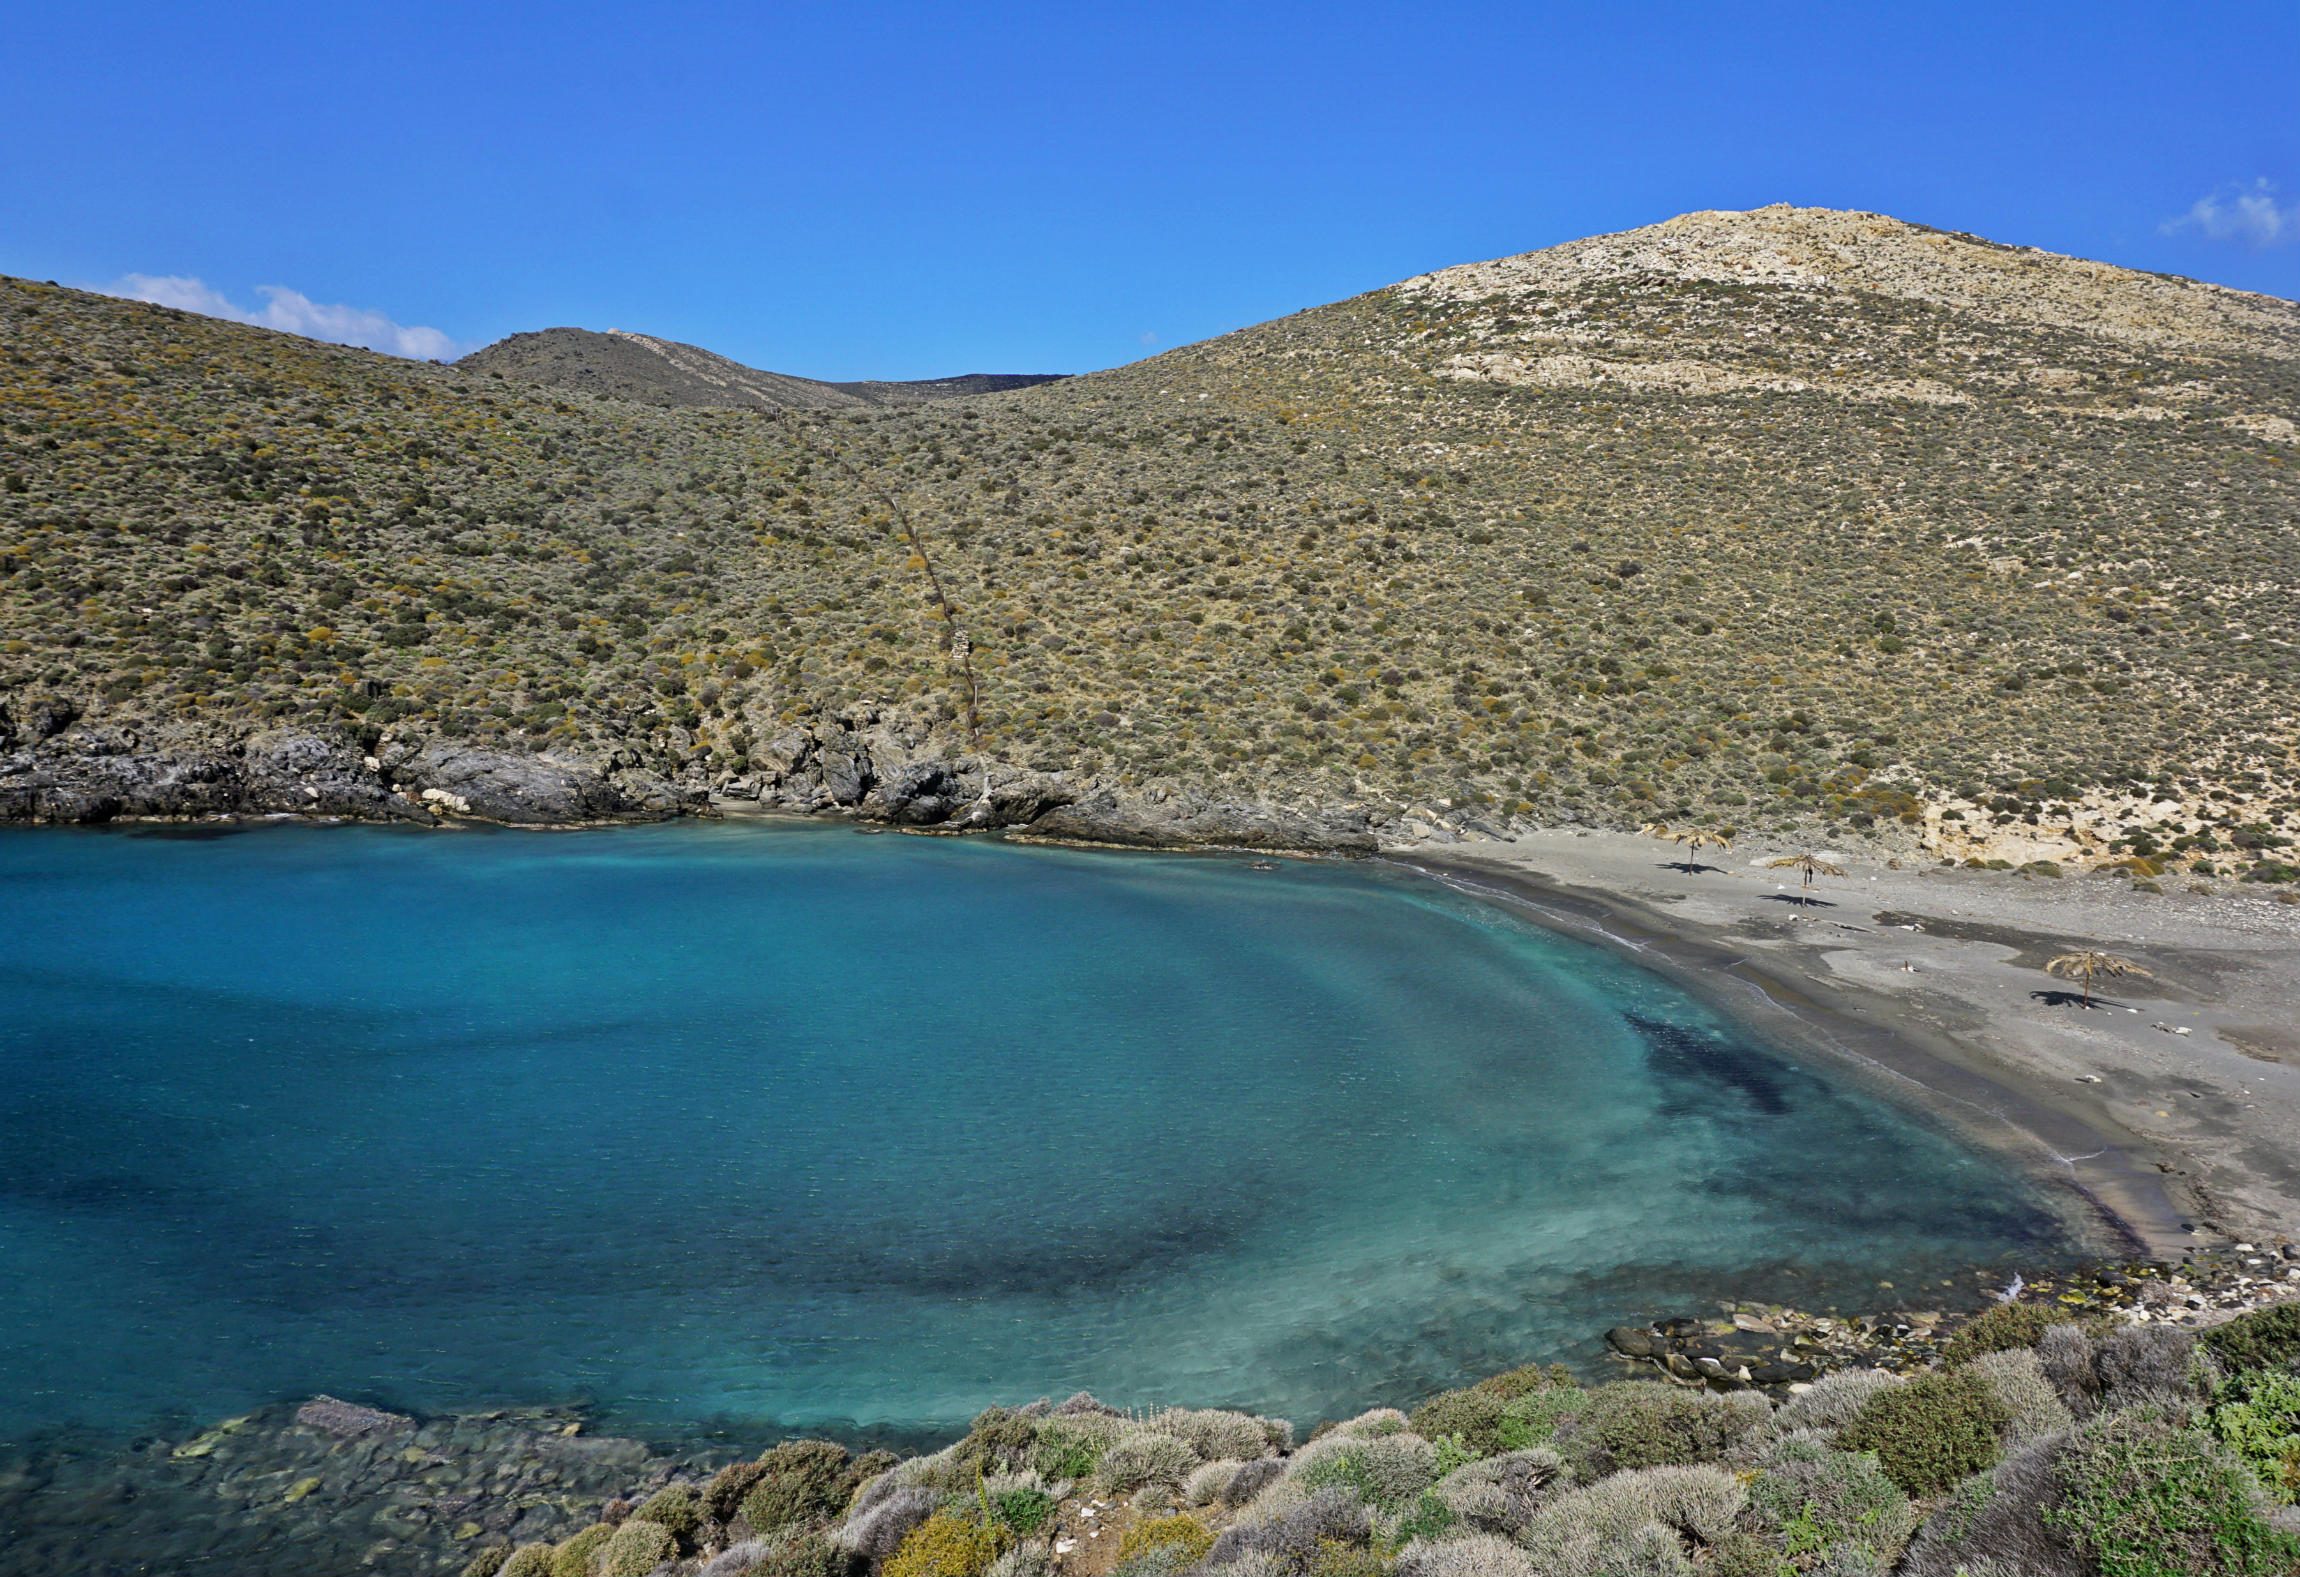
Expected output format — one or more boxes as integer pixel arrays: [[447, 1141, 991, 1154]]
[[0, 724, 412, 824], [0, 722, 700, 827], [393, 743, 640, 823]]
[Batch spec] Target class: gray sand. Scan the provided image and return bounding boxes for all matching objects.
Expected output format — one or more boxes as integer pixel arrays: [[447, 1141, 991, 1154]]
[[1395, 829, 2300, 1256]]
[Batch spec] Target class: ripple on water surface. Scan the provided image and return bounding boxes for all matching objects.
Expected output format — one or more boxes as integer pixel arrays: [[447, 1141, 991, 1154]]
[[0, 820, 2078, 1443]]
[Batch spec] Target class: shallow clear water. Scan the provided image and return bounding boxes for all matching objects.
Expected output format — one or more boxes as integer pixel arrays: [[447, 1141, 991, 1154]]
[[0, 820, 2075, 1445]]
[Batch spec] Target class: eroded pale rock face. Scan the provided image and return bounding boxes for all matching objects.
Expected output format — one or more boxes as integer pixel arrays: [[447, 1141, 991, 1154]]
[[1400, 204, 2300, 358]]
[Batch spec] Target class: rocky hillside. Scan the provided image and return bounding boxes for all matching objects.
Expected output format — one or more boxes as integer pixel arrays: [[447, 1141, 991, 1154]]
[[2, 206, 2297, 868], [459, 328, 1066, 411]]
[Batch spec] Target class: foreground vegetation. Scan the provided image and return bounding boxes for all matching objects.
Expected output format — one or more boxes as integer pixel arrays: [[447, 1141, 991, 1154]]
[[4, 206, 2297, 862], [457, 1300, 2300, 1577]]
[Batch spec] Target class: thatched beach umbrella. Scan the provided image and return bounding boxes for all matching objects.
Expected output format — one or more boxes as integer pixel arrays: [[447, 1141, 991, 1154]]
[[1765, 853, 1845, 905], [2044, 949, 2152, 1008]]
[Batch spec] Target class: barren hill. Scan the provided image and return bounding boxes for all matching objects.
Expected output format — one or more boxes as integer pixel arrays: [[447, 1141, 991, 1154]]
[[458, 326, 1066, 410], [2, 206, 2296, 871]]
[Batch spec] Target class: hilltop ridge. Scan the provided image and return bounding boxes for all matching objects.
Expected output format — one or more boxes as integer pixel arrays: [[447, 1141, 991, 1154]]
[[2, 206, 2296, 873], [458, 326, 1066, 411]]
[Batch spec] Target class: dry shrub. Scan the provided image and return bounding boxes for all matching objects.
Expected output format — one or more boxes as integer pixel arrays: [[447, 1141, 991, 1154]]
[[1970, 1347, 2077, 1443], [1942, 1302, 2078, 1366], [1223, 1457, 1289, 1508], [1203, 1486, 1373, 1574], [2038, 1323, 2104, 1419], [1774, 1369, 1903, 1435], [1518, 1465, 1745, 1577], [1432, 1448, 1570, 1539], [1395, 1533, 1536, 1577], [1898, 1430, 2085, 1577], [1098, 1431, 1198, 1494], [2096, 1325, 2212, 1415], [837, 1486, 940, 1561], [1151, 1408, 1277, 1462], [1330, 1408, 1410, 1438], [1186, 1459, 1243, 1506]]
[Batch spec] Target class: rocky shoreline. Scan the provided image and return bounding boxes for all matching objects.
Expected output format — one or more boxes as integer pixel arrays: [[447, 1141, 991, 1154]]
[[0, 706, 1382, 853], [5, 1244, 2292, 1577]]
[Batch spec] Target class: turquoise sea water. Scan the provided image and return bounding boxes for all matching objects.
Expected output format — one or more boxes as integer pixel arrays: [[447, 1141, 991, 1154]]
[[0, 820, 2075, 1446]]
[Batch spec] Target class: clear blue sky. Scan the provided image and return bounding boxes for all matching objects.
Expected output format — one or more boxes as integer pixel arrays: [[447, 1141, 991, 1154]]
[[4, 2, 2295, 377]]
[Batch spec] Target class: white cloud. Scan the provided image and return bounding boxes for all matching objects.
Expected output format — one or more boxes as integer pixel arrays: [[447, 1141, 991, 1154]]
[[2161, 179, 2299, 248], [100, 274, 472, 359]]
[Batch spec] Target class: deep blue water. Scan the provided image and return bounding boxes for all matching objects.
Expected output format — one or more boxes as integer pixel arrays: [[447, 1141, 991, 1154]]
[[0, 820, 2076, 1446]]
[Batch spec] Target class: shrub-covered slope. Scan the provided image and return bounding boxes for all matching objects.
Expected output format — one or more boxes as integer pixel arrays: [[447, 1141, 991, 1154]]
[[3, 206, 2297, 854], [457, 327, 1067, 412], [468, 1299, 2300, 1577]]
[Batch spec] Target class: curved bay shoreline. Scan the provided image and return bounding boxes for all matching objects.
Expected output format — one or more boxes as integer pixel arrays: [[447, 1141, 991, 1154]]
[[4, 809, 2297, 1576], [1391, 828, 2300, 1259]]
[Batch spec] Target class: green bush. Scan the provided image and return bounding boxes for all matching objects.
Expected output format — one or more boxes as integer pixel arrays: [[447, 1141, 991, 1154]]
[[601, 1517, 677, 1577], [1941, 1301, 2075, 1366], [960, 1407, 1044, 1471], [1742, 1437, 1917, 1570], [1471, 1363, 1578, 1402], [1409, 1389, 1529, 1457], [1499, 1387, 1589, 1446], [1296, 1433, 1442, 1512], [2200, 1304, 2300, 1377], [706, 1458, 772, 1522], [2044, 1406, 2300, 1576], [548, 1524, 614, 1577], [1029, 1414, 1124, 1481], [884, 1511, 1001, 1577], [752, 1530, 857, 1577], [2211, 1369, 2300, 1506], [990, 1485, 1055, 1536], [631, 1481, 702, 1544], [497, 1547, 555, 1577], [742, 1440, 862, 1534], [1553, 1384, 1770, 1480], [1837, 1370, 2009, 1495], [1390, 1488, 1458, 1544]]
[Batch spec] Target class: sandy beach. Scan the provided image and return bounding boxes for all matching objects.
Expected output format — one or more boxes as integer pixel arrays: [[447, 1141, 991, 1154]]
[[1391, 829, 2300, 1261]]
